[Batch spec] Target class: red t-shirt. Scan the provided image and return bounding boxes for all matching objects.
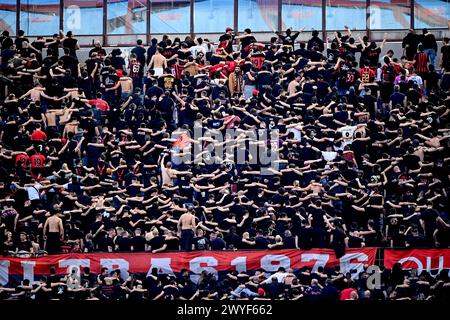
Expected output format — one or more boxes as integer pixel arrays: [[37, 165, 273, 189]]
[[15, 154, 29, 168], [340, 288, 358, 300], [30, 130, 47, 141], [208, 64, 228, 79], [224, 115, 241, 129], [359, 67, 375, 84], [250, 56, 265, 70], [88, 99, 110, 112], [30, 154, 45, 168]]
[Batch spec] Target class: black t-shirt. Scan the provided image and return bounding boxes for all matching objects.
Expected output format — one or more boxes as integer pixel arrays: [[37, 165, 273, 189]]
[[406, 89, 421, 105], [366, 47, 381, 67], [210, 237, 226, 250], [257, 71, 273, 90], [208, 119, 223, 129], [327, 49, 340, 64], [131, 46, 146, 66], [165, 237, 180, 251], [60, 55, 78, 73], [311, 208, 326, 229], [254, 236, 269, 249], [194, 236, 209, 250], [111, 56, 126, 70], [97, 236, 114, 252], [81, 273, 96, 288], [307, 37, 324, 52], [348, 235, 363, 248], [421, 209, 438, 232], [403, 153, 420, 170], [102, 71, 119, 89], [241, 35, 256, 49], [62, 38, 78, 56], [148, 236, 165, 251], [15, 37, 29, 50], [16, 240, 31, 252], [46, 39, 60, 57], [117, 237, 132, 252], [283, 236, 297, 249], [68, 228, 84, 241], [131, 235, 146, 251], [219, 33, 234, 52], [441, 45, 450, 69], [426, 71, 440, 91]]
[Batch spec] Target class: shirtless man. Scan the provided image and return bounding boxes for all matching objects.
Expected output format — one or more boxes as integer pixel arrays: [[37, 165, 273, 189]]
[[45, 106, 77, 135], [19, 83, 56, 102], [119, 72, 133, 99], [45, 109, 65, 128], [43, 210, 64, 253], [62, 87, 86, 100], [148, 48, 167, 76], [160, 153, 191, 187], [287, 74, 302, 96], [63, 119, 80, 138], [178, 207, 197, 251]]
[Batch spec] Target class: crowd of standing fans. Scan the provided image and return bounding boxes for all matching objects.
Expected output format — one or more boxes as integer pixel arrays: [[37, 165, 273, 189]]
[[0, 26, 448, 261], [0, 264, 449, 301]]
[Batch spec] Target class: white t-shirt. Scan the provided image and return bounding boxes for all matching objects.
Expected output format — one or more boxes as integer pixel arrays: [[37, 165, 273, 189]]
[[288, 128, 302, 141], [409, 75, 423, 87], [262, 271, 288, 284], [338, 125, 357, 142], [201, 43, 214, 53], [322, 151, 337, 161], [189, 45, 206, 58], [25, 184, 42, 201]]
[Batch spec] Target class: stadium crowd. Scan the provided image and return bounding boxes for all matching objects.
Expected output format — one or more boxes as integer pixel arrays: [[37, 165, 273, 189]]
[[0, 263, 449, 301], [0, 24, 448, 283]]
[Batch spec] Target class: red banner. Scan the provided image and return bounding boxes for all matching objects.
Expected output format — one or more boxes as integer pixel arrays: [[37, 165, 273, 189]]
[[384, 249, 450, 275], [0, 248, 376, 286]]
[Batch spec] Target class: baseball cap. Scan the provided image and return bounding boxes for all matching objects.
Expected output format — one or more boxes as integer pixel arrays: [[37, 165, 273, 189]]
[[226, 27, 233, 32]]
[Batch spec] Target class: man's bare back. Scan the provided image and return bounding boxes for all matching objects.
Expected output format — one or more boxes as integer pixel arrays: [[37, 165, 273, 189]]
[[30, 88, 44, 102], [45, 215, 62, 233], [45, 110, 64, 127], [120, 77, 133, 93], [179, 212, 196, 231]]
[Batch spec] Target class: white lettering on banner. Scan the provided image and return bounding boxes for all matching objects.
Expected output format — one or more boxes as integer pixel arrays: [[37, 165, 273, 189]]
[[300, 254, 330, 273], [398, 256, 449, 277], [100, 259, 129, 279], [340, 253, 369, 279], [0, 260, 10, 286], [59, 259, 90, 276], [230, 257, 247, 273], [426, 256, 445, 277], [398, 256, 424, 274], [148, 258, 174, 276], [189, 257, 218, 283], [21, 261, 38, 285], [366, 265, 381, 290], [261, 255, 290, 277]]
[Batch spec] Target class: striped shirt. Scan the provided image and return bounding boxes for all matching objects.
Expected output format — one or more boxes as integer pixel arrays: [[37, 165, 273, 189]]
[[414, 52, 429, 73]]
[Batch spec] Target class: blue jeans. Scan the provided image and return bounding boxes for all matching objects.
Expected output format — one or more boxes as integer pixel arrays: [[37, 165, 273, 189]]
[[424, 48, 436, 66]]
